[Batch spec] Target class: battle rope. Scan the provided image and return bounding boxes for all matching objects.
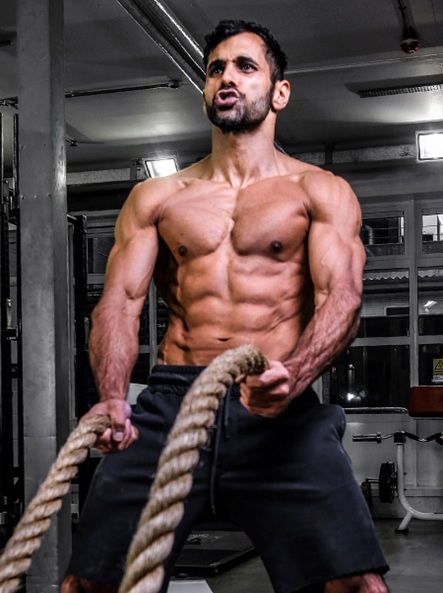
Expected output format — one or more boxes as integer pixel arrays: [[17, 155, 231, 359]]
[[0, 415, 112, 593], [0, 344, 267, 593], [118, 344, 268, 593]]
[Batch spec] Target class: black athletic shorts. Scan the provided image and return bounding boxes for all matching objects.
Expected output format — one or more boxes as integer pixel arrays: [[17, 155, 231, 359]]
[[66, 365, 389, 592]]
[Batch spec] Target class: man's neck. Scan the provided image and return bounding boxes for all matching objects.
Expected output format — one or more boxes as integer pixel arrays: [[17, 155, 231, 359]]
[[207, 124, 284, 187]]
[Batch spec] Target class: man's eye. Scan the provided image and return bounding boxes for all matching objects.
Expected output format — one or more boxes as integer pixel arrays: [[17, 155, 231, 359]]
[[240, 63, 255, 71], [209, 65, 223, 76]]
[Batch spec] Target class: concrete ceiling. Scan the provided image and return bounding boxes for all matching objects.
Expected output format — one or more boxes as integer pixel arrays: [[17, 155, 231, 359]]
[[1, 0, 443, 173]]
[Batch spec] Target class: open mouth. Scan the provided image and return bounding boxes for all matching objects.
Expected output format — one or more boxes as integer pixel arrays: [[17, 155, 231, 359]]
[[214, 89, 240, 108]]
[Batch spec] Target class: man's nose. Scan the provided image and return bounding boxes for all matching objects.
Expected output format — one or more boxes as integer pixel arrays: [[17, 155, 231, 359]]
[[220, 63, 237, 86]]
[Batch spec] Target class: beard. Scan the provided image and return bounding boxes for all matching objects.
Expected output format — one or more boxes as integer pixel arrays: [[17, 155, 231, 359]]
[[205, 86, 274, 133]]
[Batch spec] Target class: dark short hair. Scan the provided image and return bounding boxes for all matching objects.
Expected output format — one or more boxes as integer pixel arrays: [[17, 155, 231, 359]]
[[203, 20, 288, 83]]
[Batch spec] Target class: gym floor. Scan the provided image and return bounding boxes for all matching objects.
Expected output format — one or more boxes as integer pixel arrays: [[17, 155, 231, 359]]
[[170, 519, 443, 593]]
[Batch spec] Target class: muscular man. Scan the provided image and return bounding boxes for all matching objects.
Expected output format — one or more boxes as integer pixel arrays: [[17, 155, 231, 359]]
[[62, 20, 389, 593]]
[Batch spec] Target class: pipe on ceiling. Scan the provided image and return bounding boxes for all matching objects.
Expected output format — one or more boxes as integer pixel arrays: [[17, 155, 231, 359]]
[[115, 0, 205, 92]]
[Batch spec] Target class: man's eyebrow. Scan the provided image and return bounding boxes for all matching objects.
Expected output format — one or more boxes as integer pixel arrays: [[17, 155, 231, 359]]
[[235, 55, 260, 67], [207, 54, 261, 72]]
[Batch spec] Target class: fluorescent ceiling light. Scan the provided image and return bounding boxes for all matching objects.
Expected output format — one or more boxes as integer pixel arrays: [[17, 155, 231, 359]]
[[143, 158, 178, 177], [416, 131, 443, 162]]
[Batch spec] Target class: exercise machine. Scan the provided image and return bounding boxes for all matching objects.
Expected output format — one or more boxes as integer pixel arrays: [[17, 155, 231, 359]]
[[353, 386, 443, 533]]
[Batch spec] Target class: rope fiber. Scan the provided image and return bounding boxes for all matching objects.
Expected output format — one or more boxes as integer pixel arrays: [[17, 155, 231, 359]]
[[0, 415, 112, 593], [0, 344, 267, 593]]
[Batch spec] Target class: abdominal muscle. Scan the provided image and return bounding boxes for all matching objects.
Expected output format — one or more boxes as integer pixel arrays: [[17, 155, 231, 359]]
[[156, 259, 311, 366], [158, 314, 303, 365]]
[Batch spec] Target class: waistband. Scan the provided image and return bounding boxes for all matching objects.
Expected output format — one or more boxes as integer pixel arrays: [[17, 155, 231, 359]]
[[148, 364, 319, 409], [151, 364, 206, 378], [148, 364, 242, 396]]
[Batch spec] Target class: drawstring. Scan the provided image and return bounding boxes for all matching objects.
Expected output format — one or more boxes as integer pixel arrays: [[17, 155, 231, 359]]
[[149, 368, 233, 515], [208, 385, 232, 514], [222, 386, 231, 440]]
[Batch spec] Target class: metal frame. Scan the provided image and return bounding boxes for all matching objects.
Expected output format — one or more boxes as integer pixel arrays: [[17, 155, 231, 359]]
[[0, 112, 14, 535], [354, 430, 443, 532], [394, 435, 443, 532]]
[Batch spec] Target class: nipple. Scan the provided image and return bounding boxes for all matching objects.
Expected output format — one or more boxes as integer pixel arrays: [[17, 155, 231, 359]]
[[178, 245, 187, 256], [271, 241, 283, 253]]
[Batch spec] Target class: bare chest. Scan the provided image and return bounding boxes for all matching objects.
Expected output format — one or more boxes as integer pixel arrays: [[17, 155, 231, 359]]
[[158, 180, 310, 261]]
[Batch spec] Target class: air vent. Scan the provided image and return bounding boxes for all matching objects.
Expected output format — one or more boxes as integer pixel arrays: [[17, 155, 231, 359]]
[[358, 84, 443, 98]]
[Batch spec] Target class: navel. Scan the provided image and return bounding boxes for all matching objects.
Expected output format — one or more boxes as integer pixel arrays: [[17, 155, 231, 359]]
[[271, 240, 283, 253], [178, 245, 187, 256]]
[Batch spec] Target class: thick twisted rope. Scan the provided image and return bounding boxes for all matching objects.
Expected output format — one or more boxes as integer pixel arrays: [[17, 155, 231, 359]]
[[118, 344, 268, 593], [0, 415, 111, 593], [0, 344, 267, 593]]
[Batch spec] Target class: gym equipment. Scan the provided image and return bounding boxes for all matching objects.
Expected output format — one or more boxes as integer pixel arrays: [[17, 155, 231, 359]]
[[378, 461, 397, 504], [354, 386, 443, 533], [0, 415, 112, 593], [358, 461, 397, 508], [353, 429, 443, 533], [0, 112, 21, 539], [118, 345, 266, 593], [0, 345, 267, 593], [173, 529, 256, 577]]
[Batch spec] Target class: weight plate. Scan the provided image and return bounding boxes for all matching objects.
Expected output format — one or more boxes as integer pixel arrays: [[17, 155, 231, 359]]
[[379, 461, 397, 503]]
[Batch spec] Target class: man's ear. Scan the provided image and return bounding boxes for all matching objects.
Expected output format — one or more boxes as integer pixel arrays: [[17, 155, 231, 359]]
[[272, 80, 291, 112], [202, 90, 207, 114]]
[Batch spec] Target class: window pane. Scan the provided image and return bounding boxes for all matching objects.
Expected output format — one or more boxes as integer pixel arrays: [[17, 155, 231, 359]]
[[361, 216, 405, 257], [326, 345, 410, 408], [422, 213, 443, 254], [87, 236, 114, 274], [418, 267, 443, 335], [138, 300, 150, 346], [419, 344, 443, 385], [131, 353, 150, 385], [157, 295, 169, 345], [358, 269, 409, 337]]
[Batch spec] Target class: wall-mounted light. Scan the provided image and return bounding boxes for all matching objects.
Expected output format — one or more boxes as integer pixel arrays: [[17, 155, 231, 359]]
[[416, 131, 443, 162], [142, 157, 179, 178]]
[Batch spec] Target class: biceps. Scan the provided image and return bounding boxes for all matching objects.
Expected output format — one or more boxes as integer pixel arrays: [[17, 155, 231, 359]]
[[104, 228, 158, 312]]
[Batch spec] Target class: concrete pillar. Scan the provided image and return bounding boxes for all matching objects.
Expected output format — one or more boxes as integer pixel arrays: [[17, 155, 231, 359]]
[[17, 0, 71, 589]]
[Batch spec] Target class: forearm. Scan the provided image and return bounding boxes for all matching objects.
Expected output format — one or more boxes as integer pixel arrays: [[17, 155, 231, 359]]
[[89, 302, 141, 402], [285, 287, 361, 397]]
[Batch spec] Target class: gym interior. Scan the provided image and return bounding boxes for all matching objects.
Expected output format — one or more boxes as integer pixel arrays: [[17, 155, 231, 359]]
[[1, 0, 443, 591]]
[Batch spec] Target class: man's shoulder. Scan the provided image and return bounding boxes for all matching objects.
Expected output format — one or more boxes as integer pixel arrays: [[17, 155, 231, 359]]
[[121, 161, 213, 227], [127, 166, 200, 205], [280, 153, 334, 182], [278, 155, 344, 195], [277, 155, 359, 215], [291, 160, 353, 199]]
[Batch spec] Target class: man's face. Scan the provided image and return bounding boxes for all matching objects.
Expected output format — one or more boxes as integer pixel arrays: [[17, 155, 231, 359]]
[[203, 32, 275, 133]]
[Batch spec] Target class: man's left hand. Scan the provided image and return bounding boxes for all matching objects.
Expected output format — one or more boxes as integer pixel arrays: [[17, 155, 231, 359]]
[[236, 360, 293, 417]]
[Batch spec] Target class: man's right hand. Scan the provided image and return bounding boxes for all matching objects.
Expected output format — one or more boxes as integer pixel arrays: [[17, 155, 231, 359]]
[[83, 398, 138, 453]]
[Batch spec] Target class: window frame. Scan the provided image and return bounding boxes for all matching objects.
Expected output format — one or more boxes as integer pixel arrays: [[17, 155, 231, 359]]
[[349, 193, 443, 400]]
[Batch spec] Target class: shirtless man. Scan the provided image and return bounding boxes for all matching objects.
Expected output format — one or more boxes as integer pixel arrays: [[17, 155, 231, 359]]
[[62, 20, 389, 593]]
